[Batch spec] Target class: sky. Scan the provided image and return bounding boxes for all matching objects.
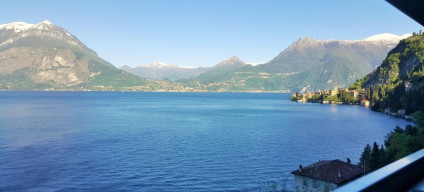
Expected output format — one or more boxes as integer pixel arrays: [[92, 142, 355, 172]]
[[0, 0, 422, 68]]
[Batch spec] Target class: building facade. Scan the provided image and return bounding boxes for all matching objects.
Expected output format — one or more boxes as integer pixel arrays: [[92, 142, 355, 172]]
[[291, 159, 363, 192], [294, 175, 338, 192]]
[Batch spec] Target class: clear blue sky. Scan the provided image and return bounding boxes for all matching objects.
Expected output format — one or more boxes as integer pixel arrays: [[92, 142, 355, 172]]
[[0, 0, 422, 67]]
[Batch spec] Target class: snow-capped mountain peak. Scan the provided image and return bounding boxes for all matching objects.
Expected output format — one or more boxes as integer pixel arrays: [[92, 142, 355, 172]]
[[34, 20, 56, 30], [0, 20, 97, 56], [0, 22, 34, 33], [0, 20, 55, 33], [364, 33, 411, 42], [144, 62, 179, 69], [41, 20, 53, 25]]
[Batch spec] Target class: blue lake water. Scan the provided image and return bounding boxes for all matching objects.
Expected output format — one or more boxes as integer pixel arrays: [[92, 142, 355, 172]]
[[0, 92, 410, 191]]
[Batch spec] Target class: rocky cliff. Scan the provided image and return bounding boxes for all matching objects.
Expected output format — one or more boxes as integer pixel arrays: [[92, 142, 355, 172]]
[[0, 21, 147, 90]]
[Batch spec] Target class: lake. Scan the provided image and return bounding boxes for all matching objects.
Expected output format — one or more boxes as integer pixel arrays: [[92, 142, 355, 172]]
[[0, 92, 410, 191]]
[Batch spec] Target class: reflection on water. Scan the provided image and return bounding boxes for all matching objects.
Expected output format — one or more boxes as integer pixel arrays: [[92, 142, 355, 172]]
[[0, 92, 410, 191]]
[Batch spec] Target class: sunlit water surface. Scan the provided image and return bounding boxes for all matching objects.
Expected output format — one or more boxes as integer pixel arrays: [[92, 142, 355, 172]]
[[0, 92, 410, 191]]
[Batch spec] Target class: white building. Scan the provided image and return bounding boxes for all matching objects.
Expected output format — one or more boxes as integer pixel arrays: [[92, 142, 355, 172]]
[[360, 100, 370, 107], [291, 159, 362, 192]]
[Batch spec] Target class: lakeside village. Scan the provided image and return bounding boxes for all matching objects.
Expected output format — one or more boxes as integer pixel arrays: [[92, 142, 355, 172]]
[[289, 82, 422, 192], [290, 82, 414, 120]]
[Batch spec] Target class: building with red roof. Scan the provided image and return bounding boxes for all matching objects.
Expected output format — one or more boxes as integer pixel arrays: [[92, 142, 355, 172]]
[[291, 159, 363, 192]]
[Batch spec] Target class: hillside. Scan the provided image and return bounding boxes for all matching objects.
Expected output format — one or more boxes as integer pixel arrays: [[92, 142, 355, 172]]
[[179, 34, 408, 92], [350, 34, 424, 113], [121, 56, 247, 82], [0, 21, 157, 91], [0, 20, 412, 92], [188, 56, 247, 83], [120, 62, 210, 81], [355, 35, 424, 179]]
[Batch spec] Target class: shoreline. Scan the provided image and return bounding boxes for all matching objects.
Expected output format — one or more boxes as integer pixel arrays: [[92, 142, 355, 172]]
[[292, 98, 415, 122], [0, 89, 290, 93]]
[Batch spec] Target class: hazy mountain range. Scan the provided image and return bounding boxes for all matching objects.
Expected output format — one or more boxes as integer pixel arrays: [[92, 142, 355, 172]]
[[177, 34, 410, 92], [0, 21, 411, 91], [120, 62, 209, 81], [119, 56, 248, 81]]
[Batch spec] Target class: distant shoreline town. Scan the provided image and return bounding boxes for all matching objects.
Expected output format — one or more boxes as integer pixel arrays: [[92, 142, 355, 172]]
[[290, 83, 368, 104], [290, 83, 414, 121]]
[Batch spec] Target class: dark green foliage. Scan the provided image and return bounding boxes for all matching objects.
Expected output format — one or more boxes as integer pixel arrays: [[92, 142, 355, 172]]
[[337, 89, 358, 104], [370, 142, 381, 170], [324, 95, 339, 102], [413, 111, 424, 126], [290, 94, 298, 101], [359, 144, 372, 173], [301, 90, 359, 104], [358, 141, 386, 173], [352, 35, 424, 114], [360, 123, 424, 173], [349, 79, 363, 90], [309, 94, 324, 103]]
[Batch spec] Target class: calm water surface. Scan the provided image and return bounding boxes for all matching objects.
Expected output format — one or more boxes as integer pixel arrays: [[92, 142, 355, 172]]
[[0, 92, 410, 191]]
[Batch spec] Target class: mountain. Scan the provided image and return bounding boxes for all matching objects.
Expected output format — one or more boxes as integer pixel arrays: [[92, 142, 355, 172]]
[[176, 56, 250, 90], [355, 34, 422, 88], [212, 56, 246, 71], [192, 56, 247, 82], [363, 33, 412, 43], [179, 33, 410, 92], [0, 21, 412, 93], [261, 35, 405, 73], [0, 21, 152, 90], [350, 34, 424, 113], [120, 62, 209, 81], [121, 56, 247, 81]]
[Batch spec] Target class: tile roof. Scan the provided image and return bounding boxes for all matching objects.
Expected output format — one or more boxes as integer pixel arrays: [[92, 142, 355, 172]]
[[291, 159, 363, 184]]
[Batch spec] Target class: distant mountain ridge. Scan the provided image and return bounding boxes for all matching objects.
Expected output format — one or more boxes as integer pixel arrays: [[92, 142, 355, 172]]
[[261, 34, 410, 73], [173, 34, 410, 92], [120, 56, 246, 81], [120, 62, 209, 80], [0, 20, 412, 92], [121, 33, 410, 92], [212, 56, 246, 70]]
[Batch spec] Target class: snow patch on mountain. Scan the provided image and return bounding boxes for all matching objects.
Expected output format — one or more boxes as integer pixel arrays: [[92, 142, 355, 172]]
[[0, 22, 34, 33], [0, 20, 56, 33], [35, 20, 55, 30], [364, 33, 411, 42], [180, 66, 196, 69], [0, 20, 97, 56], [41, 20, 53, 25], [142, 62, 179, 69], [247, 62, 265, 66]]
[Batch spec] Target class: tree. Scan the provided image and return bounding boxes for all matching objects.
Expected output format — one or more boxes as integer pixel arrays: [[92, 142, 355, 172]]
[[379, 145, 387, 166], [370, 142, 381, 170], [359, 144, 371, 173], [413, 111, 424, 126]]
